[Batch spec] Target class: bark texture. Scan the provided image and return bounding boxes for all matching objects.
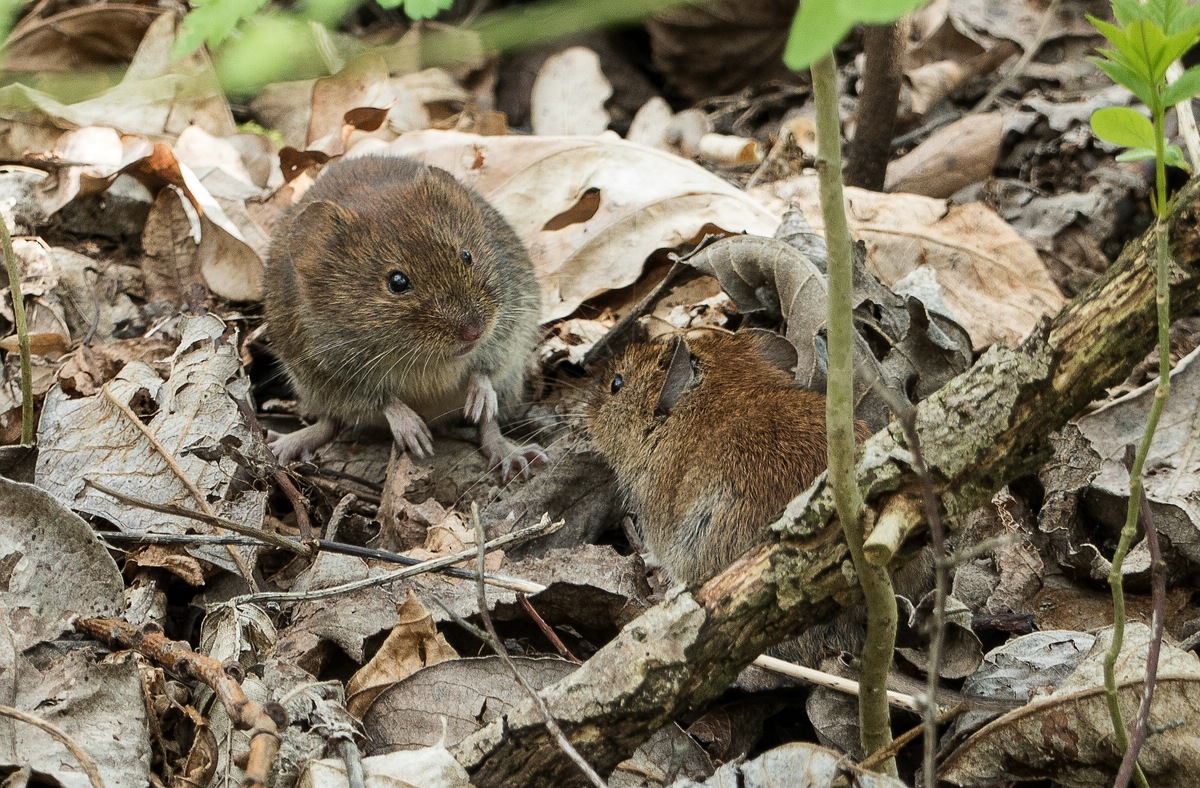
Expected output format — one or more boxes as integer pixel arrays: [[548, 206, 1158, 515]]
[[452, 179, 1200, 786]]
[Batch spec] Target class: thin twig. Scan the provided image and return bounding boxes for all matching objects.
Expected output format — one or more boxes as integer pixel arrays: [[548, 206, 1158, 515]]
[[518, 593, 581, 663], [0, 704, 107, 788], [86, 479, 308, 555], [274, 469, 315, 545], [326, 493, 357, 539], [98, 386, 258, 587], [230, 515, 560, 606], [753, 655, 923, 713], [74, 617, 282, 788], [0, 211, 33, 444], [470, 504, 607, 788]]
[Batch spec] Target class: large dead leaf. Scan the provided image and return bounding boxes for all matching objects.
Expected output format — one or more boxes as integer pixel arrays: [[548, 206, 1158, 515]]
[[34, 315, 270, 577], [0, 478, 150, 787], [688, 742, 907, 787], [940, 623, 1200, 786], [1075, 345, 1200, 570], [371, 130, 780, 321], [751, 175, 1066, 349]]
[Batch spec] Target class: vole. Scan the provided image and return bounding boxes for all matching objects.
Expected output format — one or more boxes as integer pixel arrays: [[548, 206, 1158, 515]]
[[586, 329, 870, 586], [264, 154, 545, 478]]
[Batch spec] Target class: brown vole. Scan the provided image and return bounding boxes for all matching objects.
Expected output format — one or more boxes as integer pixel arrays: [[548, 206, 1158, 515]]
[[264, 154, 545, 478], [586, 329, 870, 586]]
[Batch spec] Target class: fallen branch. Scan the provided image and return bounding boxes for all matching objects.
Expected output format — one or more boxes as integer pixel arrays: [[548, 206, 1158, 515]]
[[451, 178, 1200, 785]]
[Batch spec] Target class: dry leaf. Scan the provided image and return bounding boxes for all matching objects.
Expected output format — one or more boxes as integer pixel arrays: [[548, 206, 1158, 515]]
[[885, 112, 1006, 198], [530, 47, 612, 136], [346, 590, 459, 718]]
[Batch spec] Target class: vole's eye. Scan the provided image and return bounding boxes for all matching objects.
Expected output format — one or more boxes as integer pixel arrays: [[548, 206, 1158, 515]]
[[460, 248, 473, 266], [386, 270, 411, 294], [610, 374, 624, 395]]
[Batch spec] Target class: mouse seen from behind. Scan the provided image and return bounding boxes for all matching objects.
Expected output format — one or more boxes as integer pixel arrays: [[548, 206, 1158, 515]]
[[264, 154, 545, 478], [586, 329, 871, 587]]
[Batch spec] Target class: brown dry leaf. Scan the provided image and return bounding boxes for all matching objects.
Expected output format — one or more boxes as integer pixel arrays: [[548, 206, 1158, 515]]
[[34, 315, 270, 577], [940, 624, 1200, 786], [885, 112, 1005, 198], [4, 4, 163, 72], [376, 130, 780, 321], [752, 176, 1065, 349], [140, 186, 207, 304], [126, 545, 206, 586], [530, 47, 612, 136], [346, 590, 459, 718]]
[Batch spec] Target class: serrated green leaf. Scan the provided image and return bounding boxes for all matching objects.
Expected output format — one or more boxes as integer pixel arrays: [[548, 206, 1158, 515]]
[[1090, 16, 1132, 52], [1092, 106, 1157, 149], [1126, 20, 1170, 82], [1091, 56, 1157, 105], [783, 0, 854, 71], [1163, 63, 1200, 104], [1153, 28, 1199, 81], [1110, 0, 1142, 25], [1176, 4, 1200, 33]]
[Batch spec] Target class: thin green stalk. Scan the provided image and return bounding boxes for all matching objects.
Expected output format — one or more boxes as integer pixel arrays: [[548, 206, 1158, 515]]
[[0, 216, 32, 445], [1104, 87, 1171, 788], [811, 53, 897, 776]]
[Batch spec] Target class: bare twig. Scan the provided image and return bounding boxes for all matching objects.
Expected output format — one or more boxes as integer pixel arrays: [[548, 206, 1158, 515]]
[[0, 704, 107, 788], [0, 211, 33, 444], [74, 617, 282, 788], [230, 515, 560, 606], [518, 593, 581, 664], [470, 505, 607, 788], [859, 703, 966, 774], [85, 479, 308, 556], [846, 17, 911, 190], [753, 655, 923, 713], [274, 470, 315, 545]]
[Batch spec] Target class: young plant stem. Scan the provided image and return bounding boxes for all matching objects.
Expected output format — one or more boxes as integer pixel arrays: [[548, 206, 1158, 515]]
[[811, 53, 898, 776], [1104, 91, 1171, 788], [0, 216, 32, 444]]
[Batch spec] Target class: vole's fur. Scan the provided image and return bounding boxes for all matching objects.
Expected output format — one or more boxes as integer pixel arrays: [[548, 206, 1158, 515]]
[[265, 155, 543, 477]]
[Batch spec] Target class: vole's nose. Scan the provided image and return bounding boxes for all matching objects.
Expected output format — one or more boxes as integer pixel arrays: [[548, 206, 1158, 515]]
[[457, 312, 485, 343]]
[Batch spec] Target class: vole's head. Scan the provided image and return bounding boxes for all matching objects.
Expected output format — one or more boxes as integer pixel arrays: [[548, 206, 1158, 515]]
[[283, 165, 513, 368], [585, 330, 800, 466]]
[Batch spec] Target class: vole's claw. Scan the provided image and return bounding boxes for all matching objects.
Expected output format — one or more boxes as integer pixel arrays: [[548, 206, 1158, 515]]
[[465, 373, 498, 424], [384, 400, 435, 458], [490, 443, 549, 482]]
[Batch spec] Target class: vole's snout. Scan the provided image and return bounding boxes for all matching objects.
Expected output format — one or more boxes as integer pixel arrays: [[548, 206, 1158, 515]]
[[457, 312, 485, 343]]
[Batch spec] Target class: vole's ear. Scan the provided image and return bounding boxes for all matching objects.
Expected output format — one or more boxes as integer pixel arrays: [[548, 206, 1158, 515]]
[[656, 335, 696, 416], [736, 328, 798, 375], [287, 200, 358, 273]]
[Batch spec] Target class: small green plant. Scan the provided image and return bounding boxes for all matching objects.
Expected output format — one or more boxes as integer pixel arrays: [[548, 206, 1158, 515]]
[[1088, 0, 1200, 785], [782, 0, 926, 70]]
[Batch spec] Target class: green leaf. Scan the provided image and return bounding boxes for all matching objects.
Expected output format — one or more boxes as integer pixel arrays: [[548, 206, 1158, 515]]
[[1091, 55, 1157, 105], [1115, 146, 1157, 161], [377, 0, 455, 19], [783, 0, 928, 70], [172, 0, 270, 58], [1176, 3, 1200, 33], [1110, 0, 1143, 25], [783, 0, 854, 71], [1090, 16, 1132, 53], [1164, 143, 1189, 170], [1091, 106, 1157, 149], [1126, 20, 1170, 82], [1153, 28, 1200, 81], [1163, 63, 1200, 104]]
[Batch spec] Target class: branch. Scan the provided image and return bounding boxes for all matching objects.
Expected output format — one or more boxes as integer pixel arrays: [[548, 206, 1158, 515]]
[[451, 179, 1200, 785]]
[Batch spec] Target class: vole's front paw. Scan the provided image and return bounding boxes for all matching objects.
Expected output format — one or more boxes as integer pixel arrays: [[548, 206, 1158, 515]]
[[269, 420, 338, 465], [384, 400, 434, 458], [464, 373, 498, 424], [487, 439, 549, 482]]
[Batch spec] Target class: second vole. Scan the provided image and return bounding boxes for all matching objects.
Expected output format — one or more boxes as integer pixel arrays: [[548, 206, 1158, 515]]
[[265, 155, 545, 478], [587, 329, 870, 586]]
